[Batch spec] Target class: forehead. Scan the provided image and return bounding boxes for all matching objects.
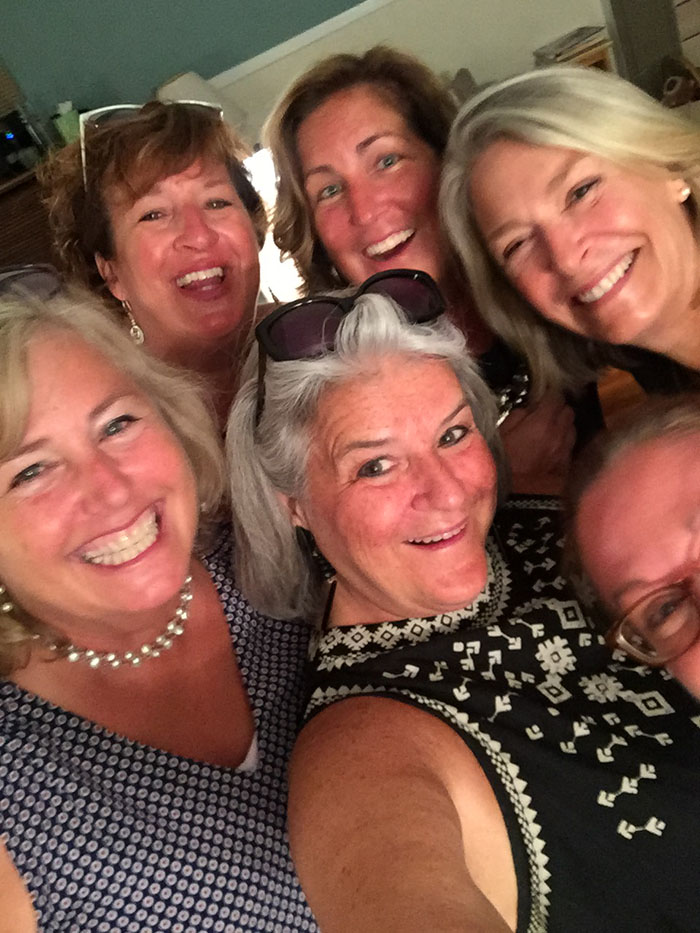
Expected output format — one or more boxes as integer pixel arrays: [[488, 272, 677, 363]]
[[106, 157, 235, 210], [311, 355, 464, 441], [576, 434, 700, 588], [297, 84, 419, 157]]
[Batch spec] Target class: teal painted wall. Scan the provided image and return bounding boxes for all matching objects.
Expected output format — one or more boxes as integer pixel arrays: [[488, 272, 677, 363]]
[[2, 0, 360, 120]]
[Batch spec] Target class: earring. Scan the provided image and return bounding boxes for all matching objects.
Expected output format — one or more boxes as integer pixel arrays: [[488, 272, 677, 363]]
[[680, 182, 691, 202], [295, 527, 336, 581], [121, 299, 144, 345], [0, 584, 14, 615]]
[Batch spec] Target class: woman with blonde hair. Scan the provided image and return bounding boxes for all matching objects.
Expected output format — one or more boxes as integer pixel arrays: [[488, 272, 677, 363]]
[[0, 272, 316, 931], [442, 65, 700, 395]]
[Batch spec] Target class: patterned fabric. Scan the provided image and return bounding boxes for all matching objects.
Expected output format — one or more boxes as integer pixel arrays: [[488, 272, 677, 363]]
[[0, 527, 318, 932], [305, 496, 700, 933]]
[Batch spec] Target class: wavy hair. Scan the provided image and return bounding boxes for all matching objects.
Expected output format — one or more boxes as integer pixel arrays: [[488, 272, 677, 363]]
[[441, 65, 700, 394], [227, 292, 502, 622], [39, 100, 267, 307], [0, 285, 225, 675], [264, 45, 457, 292]]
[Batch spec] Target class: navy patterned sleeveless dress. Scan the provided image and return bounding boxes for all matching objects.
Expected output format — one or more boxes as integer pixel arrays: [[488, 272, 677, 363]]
[[0, 527, 319, 932]]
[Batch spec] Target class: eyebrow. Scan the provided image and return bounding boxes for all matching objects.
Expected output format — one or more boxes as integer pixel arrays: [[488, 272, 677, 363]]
[[5, 393, 135, 461], [335, 399, 472, 459], [483, 151, 589, 243], [303, 131, 407, 181]]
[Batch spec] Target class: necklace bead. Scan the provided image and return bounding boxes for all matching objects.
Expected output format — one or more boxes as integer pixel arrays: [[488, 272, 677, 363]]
[[44, 575, 193, 669]]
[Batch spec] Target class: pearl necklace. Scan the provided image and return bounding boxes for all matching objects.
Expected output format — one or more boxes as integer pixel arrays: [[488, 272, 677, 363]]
[[43, 574, 193, 670]]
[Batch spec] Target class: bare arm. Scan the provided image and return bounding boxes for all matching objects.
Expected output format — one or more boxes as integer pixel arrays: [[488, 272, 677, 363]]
[[0, 840, 36, 933], [501, 390, 577, 495], [289, 696, 516, 933]]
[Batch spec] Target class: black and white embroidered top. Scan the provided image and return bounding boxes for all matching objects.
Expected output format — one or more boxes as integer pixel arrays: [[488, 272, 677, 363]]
[[0, 528, 318, 932], [304, 496, 700, 933]]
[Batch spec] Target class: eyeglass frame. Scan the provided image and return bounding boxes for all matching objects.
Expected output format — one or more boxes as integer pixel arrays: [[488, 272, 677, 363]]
[[253, 269, 446, 426], [79, 99, 224, 189], [605, 574, 700, 665]]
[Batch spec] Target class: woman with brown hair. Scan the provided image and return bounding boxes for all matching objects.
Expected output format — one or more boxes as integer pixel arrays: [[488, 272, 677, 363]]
[[40, 101, 266, 422], [264, 46, 592, 493]]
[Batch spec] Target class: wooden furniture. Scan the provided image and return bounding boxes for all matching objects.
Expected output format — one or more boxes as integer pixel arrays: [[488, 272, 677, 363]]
[[0, 170, 55, 267]]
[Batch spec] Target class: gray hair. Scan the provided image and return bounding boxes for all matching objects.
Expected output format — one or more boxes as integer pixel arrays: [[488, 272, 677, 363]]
[[564, 393, 700, 618], [0, 285, 225, 675], [441, 65, 700, 395], [227, 292, 501, 621]]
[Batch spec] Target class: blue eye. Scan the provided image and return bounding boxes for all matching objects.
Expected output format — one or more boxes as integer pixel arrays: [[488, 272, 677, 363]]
[[318, 182, 342, 202], [567, 178, 600, 207], [10, 462, 46, 489], [103, 414, 139, 438], [378, 153, 400, 169], [439, 425, 469, 447], [357, 457, 391, 478]]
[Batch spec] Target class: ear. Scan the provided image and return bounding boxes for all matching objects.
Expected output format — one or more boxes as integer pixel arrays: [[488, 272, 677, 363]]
[[275, 490, 309, 529], [95, 253, 126, 301], [670, 177, 692, 204]]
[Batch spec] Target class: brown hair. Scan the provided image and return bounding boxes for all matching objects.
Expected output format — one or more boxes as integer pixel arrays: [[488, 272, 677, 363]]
[[39, 101, 267, 306], [264, 46, 457, 292]]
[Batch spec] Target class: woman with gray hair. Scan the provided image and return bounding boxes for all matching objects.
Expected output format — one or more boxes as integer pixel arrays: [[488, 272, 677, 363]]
[[441, 65, 700, 396], [0, 271, 317, 931], [227, 269, 700, 932]]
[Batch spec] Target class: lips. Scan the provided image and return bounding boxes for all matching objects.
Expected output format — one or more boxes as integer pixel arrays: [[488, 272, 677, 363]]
[[576, 252, 635, 304], [175, 266, 224, 289], [79, 507, 159, 566], [408, 521, 466, 546], [364, 229, 414, 259]]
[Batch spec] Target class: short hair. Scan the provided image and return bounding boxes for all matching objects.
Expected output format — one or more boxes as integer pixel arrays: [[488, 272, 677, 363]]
[[441, 65, 700, 395], [227, 292, 502, 622], [264, 45, 457, 292], [39, 101, 267, 306], [0, 285, 225, 675], [564, 393, 700, 617]]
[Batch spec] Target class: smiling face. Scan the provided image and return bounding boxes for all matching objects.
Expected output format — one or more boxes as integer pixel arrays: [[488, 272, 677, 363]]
[[296, 84, 449, 286], [469, 138, 700, 352], [283, 355, 498, 625], [0, 333, 198, 643], [575, 433, 700, 697], [97, 158, 260, 364]]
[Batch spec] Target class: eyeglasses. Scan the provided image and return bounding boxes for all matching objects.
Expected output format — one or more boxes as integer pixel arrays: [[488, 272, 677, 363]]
[[606, 574, 700, 665], [79, 100, 224, 189], [0, 264, 62, 301], [253, 269, 446, 424]]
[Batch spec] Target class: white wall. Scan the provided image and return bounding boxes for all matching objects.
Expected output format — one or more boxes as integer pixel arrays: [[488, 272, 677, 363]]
[[213, 0, 606, 143]]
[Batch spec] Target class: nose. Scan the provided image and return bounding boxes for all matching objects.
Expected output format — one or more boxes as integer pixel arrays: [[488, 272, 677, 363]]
[[346, 180, 381, 227], [539, 220, 587, 276], [411, 454, 467, 512], [174, 204, 218, 250], [79, 451, 131, 514]]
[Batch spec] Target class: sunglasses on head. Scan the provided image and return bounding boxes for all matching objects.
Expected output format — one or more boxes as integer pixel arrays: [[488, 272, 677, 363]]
[[0, 264, 62, 301], [254, 269, 446, 425], [79, 99, 224, 189]]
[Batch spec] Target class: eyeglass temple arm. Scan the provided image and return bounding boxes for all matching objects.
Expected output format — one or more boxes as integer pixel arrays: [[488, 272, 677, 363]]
[[254, 344, 267, 427]]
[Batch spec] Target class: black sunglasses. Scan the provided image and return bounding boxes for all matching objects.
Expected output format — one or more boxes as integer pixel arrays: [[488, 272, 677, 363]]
[[254, 269, 445, 425], [0, 264, 62, 301]]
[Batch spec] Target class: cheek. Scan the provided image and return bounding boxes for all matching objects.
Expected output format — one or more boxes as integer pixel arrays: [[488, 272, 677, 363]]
[[313, 205, 352, 253]]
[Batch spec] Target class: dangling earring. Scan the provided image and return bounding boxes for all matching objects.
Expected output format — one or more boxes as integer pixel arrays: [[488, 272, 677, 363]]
[[295, 527, 336, 581], [0, 584, 14, 615], [121, 299, 144, 345]]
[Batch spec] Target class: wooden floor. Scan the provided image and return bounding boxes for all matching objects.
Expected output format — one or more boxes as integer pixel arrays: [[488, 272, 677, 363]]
[[597, 367, 648, 428]]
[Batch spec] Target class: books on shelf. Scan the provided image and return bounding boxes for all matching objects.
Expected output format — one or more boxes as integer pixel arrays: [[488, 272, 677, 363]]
[[534, 26, 608, 65]]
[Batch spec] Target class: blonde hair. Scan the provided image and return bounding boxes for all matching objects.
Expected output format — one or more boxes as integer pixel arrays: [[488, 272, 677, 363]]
[[264, 45, 457, 292], [39, 101, 267, 306], [0, 285, 225, 675], [441, 65, 700, 394]]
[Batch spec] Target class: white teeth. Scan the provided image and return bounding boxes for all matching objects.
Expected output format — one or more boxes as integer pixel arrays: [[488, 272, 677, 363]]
[[577, 253, 634, 303], [409, 526, 463, 545], [176, 266, 223, 287], [81, 511, 158, 566], [365, 229, 414, 258]]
